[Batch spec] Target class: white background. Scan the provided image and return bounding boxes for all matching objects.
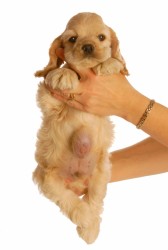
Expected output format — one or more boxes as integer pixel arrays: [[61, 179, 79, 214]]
[[0, 0, 168, 249]]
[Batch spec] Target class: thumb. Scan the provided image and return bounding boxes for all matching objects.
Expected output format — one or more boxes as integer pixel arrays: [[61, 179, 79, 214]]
[[70, 65, 95, 80]]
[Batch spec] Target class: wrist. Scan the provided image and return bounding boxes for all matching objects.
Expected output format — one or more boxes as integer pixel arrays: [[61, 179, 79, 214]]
[[120, 88, 150, 126]]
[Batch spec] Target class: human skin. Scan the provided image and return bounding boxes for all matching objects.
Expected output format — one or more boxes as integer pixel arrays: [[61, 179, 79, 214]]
[[49, 48, 168, 183], [110, 137, 168, 182]]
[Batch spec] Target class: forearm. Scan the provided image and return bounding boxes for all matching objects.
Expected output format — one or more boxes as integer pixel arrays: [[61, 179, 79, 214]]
[[110, 137, 168, 182]]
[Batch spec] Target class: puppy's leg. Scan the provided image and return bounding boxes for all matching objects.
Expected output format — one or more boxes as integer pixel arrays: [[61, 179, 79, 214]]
[[33, 167, 93, 228], [45, 68, 79, 90], [77, 155, 111, 244], [37, 83, 69, 120], [86, 156, 111, 210], [92, 58, 124, 75]]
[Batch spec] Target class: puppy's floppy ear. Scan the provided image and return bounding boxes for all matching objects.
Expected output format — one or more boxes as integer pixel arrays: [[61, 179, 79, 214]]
[[35, 35, 64, 78], [109, 27, 129, 75]]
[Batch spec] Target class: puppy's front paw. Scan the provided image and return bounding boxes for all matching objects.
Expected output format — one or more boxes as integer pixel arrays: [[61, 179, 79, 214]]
[[93, 58, 124, 75], [45, 68, 79, 90], [76, 217, 101, 244]]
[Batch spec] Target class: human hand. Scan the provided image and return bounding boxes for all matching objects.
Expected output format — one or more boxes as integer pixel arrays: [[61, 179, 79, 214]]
[[49, 48, 136, 118]]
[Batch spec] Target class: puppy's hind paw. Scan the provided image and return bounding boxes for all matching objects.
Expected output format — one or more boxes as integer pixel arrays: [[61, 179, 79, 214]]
[[76, 217, 100, 244], [70, 202, 93, 228]]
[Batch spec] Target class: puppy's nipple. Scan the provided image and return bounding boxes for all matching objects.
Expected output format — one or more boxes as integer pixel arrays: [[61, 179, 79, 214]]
[[71, 131, 92, 158]]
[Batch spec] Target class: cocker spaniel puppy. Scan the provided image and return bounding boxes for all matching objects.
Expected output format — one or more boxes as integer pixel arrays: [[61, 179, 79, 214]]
[[33, 12, 128, 244]]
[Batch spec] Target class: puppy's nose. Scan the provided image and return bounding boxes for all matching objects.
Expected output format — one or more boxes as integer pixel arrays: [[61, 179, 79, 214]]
[[82, 44, 94, 54]]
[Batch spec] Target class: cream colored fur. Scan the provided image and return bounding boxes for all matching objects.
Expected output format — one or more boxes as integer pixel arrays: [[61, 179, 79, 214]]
[[33, 12, 128, 244]]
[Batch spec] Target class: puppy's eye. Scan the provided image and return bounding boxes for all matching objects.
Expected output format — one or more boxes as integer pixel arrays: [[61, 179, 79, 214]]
[[68, 36, 77, 43], [98, 34, 106, 41]]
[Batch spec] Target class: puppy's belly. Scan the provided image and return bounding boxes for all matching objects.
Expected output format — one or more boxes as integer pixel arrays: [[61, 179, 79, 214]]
[[71, 128, 92, 158], [59, 154, 97, 195], [60, 154, 96, 180]]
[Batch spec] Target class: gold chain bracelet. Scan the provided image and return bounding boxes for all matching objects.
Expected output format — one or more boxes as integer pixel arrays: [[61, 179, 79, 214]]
[[136, 99, 155, 129]]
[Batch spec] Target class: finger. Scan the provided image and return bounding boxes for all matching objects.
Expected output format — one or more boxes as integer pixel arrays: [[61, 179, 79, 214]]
[[50, 88, 81, 98], [72, 67, 95, 80], [52, 91, 86, 110], [66, 98, 86, 112], [52, 90, 82, 103]]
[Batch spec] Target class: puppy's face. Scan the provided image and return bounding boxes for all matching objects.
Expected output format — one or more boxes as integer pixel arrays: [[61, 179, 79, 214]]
[[35, 12, 128, 77], [62, 13, 112, 68]]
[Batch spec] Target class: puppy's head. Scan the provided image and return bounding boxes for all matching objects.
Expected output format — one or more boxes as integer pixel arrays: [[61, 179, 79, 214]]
[[35, 12, 128, 77]]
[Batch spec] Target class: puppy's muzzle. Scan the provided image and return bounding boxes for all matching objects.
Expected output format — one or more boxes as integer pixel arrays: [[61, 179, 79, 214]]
[[82, 44, 94, 55]]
